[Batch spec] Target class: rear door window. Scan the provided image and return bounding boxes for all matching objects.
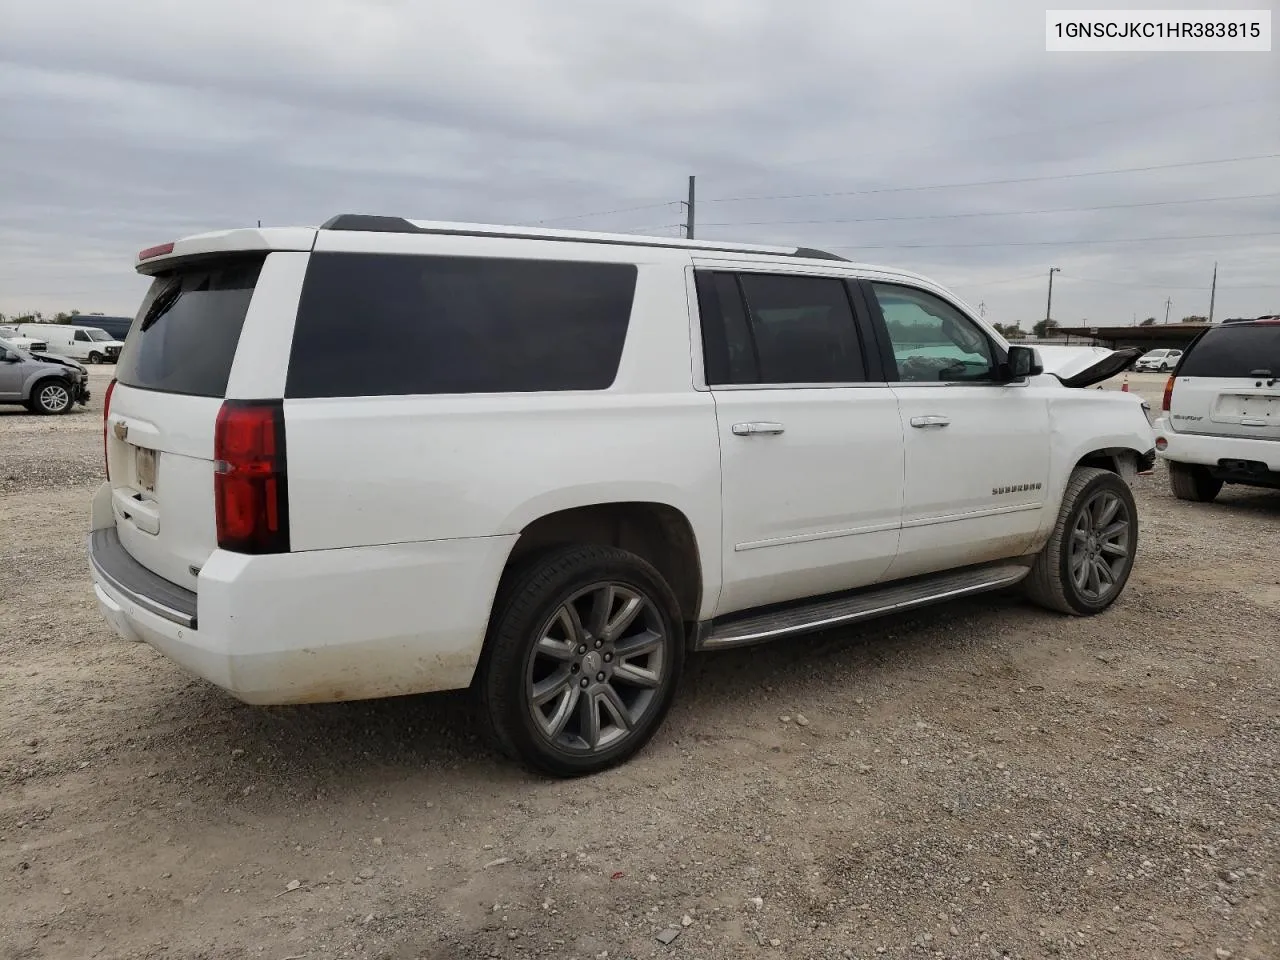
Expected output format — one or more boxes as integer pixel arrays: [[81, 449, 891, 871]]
[[286, 253, 638, 398], [1179, 325, 1280, 378], [115, 256, 265, 398]]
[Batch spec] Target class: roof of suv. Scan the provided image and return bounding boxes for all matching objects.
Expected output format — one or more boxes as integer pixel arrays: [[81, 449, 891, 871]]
[[316, 214, 851, 262]]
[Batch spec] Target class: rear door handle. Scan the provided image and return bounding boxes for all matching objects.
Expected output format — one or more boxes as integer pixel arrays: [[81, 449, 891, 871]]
[[731, 421, 786, 436], [909, 415, 951, 428]]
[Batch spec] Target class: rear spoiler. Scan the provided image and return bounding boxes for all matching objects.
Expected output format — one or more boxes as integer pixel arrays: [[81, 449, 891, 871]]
[[135, 228, 317, 275]]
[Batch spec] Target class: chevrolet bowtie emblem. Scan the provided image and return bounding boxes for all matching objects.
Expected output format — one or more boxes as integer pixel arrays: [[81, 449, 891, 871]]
[[112, 421, 128, 441]]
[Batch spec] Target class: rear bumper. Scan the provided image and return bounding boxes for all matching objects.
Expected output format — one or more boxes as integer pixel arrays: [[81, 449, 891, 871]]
[[1153, 418, 1280, 474], [88, 495, 517, 704]]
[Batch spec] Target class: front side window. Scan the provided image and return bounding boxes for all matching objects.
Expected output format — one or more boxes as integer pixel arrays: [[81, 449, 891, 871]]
[[74, 329, 90, 342], [871, 283, 996, 383]]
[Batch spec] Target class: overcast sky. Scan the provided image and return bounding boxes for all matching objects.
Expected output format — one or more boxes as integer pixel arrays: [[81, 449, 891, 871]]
[[1, 0, 1276, 328]]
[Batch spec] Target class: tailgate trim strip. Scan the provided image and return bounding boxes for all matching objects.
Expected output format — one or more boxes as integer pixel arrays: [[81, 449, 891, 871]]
[[88, 528, 198, 629]]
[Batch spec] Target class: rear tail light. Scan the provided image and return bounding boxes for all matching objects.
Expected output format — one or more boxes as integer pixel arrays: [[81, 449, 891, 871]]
[[1161, 375, 1175, 412], [214, 400, 290, 554], [103, 378, 117, 479]]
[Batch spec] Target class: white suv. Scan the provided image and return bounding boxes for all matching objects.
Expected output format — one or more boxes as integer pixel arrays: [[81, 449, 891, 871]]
[[1154, 319, 1280, 501], [88, 216, 1154, 776]]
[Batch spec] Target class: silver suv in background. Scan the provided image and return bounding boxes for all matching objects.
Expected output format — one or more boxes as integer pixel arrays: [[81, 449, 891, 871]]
[[1154, 319, 1280, 500], [0, 336, 90, 414]]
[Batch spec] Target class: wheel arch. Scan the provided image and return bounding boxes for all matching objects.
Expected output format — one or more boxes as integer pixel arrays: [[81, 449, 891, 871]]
[[504, 501, 705, 630]]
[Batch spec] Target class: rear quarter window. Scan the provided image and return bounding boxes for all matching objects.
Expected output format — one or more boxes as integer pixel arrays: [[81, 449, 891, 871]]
[[115, 256, 265, 398], [1178, 325, 1280, 378], [286, 252, 638, 398]]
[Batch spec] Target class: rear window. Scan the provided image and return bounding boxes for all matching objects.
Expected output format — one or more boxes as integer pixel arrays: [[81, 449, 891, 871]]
[[115, 256, 264, 398], [286, 253, 637, 398], [1178, 325, 1280, 378]]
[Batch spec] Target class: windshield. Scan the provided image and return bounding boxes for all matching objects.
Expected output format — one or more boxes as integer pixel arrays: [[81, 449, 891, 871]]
[[84, 328, 115, 341], [1140, 350, 1167, 359]]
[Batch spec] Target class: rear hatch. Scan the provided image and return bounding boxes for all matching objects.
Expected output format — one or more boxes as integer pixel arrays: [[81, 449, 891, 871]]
[[1168, 323, 1280, 442], [107, 255, 266, 590]]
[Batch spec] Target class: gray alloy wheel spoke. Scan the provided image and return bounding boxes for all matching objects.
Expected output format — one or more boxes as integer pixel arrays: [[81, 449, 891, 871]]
[[612, 661, 661, 689], [1086, 558, 1102, 596], [544, 685, 580, 740], [556, 603, 587, 647], [578, 690, 602, 749], [603, 594, 643, 642], [532, 667, 573, 707], [42, 385, 69, 409], [587, 585, 616, 638], [613, 629, 663, 659], [598, 685, 635, 731], [1100, 539, 1129, 558], [1094, 557, 1116, 587], [536, 634, 577, 662], [1095, 494, 1121, 528]]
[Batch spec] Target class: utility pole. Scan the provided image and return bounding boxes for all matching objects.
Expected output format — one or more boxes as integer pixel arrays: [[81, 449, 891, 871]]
[[683, 176, 696, 240], [1208, 261, 1218, 323], [1164, 297, 1173, 324], [1045, 266, 1060, 327]]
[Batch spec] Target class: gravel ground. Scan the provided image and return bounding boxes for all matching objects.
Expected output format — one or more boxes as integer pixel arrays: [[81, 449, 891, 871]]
[[1, 369, 1277, 960]]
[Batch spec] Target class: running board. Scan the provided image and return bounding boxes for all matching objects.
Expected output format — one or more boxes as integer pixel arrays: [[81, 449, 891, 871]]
[[697, 563, 1031, 650]]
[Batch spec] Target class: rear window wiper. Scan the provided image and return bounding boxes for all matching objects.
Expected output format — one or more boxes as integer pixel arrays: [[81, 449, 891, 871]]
[[139, 280, 183, 333]]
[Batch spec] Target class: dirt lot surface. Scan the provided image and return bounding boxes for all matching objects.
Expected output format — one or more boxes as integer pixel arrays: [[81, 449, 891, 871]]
[[2, 369, 1277, 960]]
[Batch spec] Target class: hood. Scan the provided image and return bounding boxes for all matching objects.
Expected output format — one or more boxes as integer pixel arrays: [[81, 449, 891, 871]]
[[1032, 345, 1143, 388], [32, 352, 86, 373]]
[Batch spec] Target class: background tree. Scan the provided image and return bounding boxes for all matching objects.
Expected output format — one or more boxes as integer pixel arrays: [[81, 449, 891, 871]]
[[1032, 318, 1060, 338], [1141, 317, 1157, 326]]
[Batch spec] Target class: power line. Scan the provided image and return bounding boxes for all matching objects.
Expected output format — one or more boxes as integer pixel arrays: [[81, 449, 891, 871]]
[[698, 192, 1280, 228], [1060, 274, 1280, 291], [704, 152, 1280, 204], [526, 200, 680, 226], [766, 95, 1279, 171], [829, 230, 1280, 251]]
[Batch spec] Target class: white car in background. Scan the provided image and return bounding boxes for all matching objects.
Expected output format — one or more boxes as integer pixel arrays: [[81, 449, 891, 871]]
[[1134, 348, 1182, 372], [1154, 319, 1280, 501]]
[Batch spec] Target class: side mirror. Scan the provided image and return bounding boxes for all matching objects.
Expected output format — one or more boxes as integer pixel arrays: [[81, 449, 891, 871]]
[[1005, 345, 1043, 380]]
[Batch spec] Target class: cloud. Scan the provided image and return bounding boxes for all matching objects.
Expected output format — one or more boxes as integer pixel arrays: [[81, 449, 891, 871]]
[[1, 0, 1276, 324]]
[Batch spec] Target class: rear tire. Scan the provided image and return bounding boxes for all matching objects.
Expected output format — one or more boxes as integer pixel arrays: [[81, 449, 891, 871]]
[[1024, 467, 1138, 616], [28, 378, 74, 415], [476, 545, 684, 777], [1169, 462, 1222, 502], [87, 351, 103, 364]]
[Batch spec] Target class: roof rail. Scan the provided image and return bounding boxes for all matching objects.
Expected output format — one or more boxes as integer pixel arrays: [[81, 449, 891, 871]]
[[318, 214, 848, 262]]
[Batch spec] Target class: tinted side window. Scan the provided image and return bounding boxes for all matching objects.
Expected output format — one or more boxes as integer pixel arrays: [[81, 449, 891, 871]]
[[115, 256, 264, 398], [735, 273, 865, 384], [870, 283, 996, 383], [74, 329, 90, 342], [695, 271, 758, 385], [287, 253, 637, 398], [1179, 326, 1280, 378]]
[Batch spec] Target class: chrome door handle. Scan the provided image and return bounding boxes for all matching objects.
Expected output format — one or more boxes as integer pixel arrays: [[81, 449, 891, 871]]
[[731, 421, 786, 436], [909, 415, 951, 428]]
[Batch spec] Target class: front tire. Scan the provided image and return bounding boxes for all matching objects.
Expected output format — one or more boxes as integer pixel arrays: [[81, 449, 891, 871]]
[[28, 378, 74, 415], [1168, 462, 1222, 502], [1024, 467, 1138, 616], [477, 545, 684, 777], [88, 351, 103, 364]]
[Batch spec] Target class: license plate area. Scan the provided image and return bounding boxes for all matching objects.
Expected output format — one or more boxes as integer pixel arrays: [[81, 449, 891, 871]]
[[135, 446, 157, 494], [1214, 394, 1279, 422]]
